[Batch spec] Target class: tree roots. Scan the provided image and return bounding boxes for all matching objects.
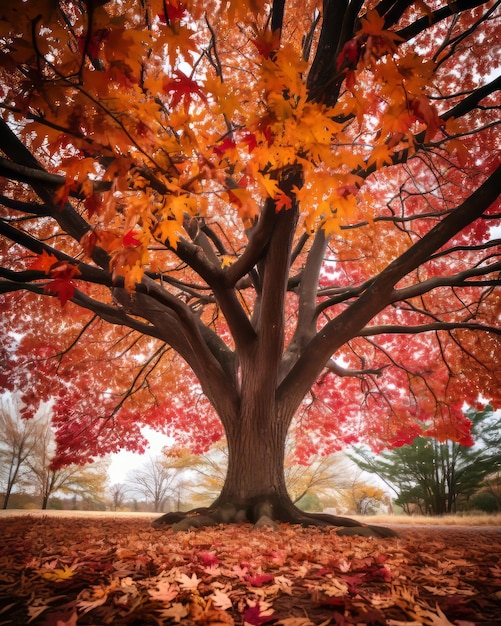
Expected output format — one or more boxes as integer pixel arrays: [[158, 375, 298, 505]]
[[151, 499, 398, 538]]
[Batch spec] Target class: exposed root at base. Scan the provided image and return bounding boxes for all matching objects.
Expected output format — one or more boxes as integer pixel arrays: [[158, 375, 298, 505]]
[[151, 500, 398, 538]]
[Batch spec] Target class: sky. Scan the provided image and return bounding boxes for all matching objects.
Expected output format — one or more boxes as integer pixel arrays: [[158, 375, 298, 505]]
[[108, 427, 173, 484]]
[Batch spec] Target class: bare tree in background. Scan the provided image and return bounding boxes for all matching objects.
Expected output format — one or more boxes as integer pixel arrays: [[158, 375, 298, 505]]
[[127, 455, 179, 513], [109, 483, 129, 511]]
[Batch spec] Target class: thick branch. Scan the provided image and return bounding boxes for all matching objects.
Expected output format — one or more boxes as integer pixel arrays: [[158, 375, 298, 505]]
[[307, 0, 363, 104], [359, 322, 501, 337], [251, 169, 301, 396], [0, 194, 51, 216], [0, 119, 108, 266], [375, 0, 414, 26], [392, 261, 501, 302], [396, 0, 491, 42], [271, 0, 286, 34], [278, 164, 501, 410], [0, 156, 111, 196], [442, 75, 501, 122], [174, 237, 257, 351], [0, 277, 165, 339], [325, 358, 386, 377], [0, 218, 112, 287], [224, 198, 277, 287], [282, 229, 329, 377], [119, 280, 239, 421]]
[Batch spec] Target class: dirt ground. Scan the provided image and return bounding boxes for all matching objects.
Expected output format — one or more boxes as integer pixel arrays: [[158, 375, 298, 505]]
[[0, 512, 500, 625]]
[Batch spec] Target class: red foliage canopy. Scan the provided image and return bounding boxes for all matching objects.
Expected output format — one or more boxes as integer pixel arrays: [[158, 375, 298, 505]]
[[0, 0, 500, 470]]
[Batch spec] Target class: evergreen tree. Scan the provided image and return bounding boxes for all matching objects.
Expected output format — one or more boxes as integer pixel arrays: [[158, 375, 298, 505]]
[[350, 406, 501, 515]]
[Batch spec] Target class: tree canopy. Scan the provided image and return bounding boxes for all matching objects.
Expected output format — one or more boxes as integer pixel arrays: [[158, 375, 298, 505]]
[[0, 0, 500, 530]]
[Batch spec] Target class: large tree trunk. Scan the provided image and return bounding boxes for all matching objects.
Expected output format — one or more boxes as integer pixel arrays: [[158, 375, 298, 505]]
[[151, 179, 397, 536], [214, 398, 290, 518], [152, 389, 397, 537]]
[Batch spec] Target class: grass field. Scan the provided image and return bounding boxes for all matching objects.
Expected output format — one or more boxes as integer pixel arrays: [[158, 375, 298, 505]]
[[1, 508, 500, 526], [354, 512, 501, 525]]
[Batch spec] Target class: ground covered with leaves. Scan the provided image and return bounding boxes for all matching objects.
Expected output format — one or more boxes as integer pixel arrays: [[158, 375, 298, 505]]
[[0, 516, 500, 626]]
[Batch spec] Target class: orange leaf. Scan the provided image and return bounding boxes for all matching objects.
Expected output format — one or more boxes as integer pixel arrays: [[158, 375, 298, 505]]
[[274, 189, 293, 211], [29, 250, 58, 274]]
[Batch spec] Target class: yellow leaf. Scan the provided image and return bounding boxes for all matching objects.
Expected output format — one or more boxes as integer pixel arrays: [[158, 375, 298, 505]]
[[268, 93, 294, 120], [41, 565, 75, 581], [368, 143, 394, 169], [322, 217, 342, 237], [156, 218, 182, 248], [259, 174, 279, 198], [168, 194, 197, 220], [124, 262, 144, 292], [227, 187, 258, 220]]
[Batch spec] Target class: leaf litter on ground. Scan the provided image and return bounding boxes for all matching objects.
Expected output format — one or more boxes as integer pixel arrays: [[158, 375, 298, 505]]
[[0, 515, 500, 625]]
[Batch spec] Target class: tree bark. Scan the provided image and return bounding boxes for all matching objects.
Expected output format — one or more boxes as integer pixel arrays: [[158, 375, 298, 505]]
[[215, 394, 290, 514]]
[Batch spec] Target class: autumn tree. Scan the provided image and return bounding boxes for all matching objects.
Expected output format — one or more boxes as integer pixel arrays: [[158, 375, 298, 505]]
[[0, 0, 500, 535], [27, 415, 110, 509], [347, 484, 387, 516], [350, 406, 501, 515], [0, 393, 48, 508]]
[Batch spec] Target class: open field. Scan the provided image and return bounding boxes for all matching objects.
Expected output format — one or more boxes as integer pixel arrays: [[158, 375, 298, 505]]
[[2, 509, 501, 526], [354, 512, 501, 527]]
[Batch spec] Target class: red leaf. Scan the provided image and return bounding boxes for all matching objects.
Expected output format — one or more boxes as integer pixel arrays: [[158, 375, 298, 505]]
[[77, 28, 110, 62], [213, 137, 236, 157], [44, 278, 77, 306], [245, 573, 274, 587], [163, 0, 187, 24], [50, 262, 81, 281], [162, 71, 207, 110], [410, 96, 443, 139], [242, 603, 274, 626], [197, 551, 220, 566], [241, 131, 258, 153], [340, 573, 365, 593], [84, 194, 101, 218], [337, 38, 361, 71], [123, 230, 141, 247], [251, 31, 280, 59]]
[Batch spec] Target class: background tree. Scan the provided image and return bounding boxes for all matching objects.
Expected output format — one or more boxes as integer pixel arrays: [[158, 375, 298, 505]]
[[109, 482, 130, 512], [474, 469, 501, 512], [127, 454, 181, 512], [347, 484, 387, 516], [27, 415, 109, 508], [180, 439, 387, 513], [350, 406, 501, 515], [0, 0, 500, 533], [0, 393, 48, 508]]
